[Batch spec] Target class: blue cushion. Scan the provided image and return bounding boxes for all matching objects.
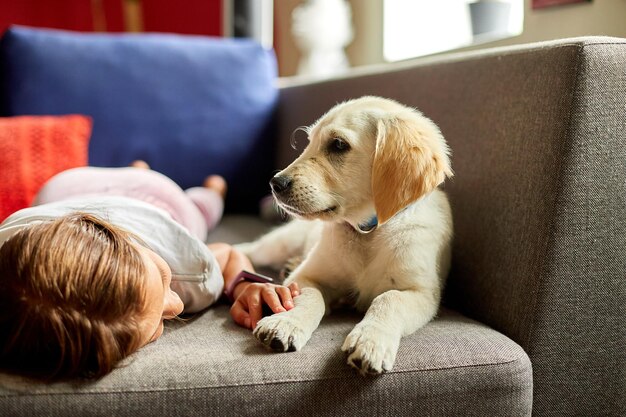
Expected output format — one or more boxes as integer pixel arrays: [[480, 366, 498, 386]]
[[0, 26, 278, 212]]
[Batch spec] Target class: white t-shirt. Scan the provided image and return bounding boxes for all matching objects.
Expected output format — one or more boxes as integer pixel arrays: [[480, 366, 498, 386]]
[[0, 196, 223, 313]]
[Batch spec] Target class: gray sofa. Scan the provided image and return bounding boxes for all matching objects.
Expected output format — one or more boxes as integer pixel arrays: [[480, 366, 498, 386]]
[[1, 36, 624, 417]]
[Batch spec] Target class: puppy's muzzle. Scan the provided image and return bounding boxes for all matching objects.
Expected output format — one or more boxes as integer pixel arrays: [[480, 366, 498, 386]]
[[270, 175, 292, 196]]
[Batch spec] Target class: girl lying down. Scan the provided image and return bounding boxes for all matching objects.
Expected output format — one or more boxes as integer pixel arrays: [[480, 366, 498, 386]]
[[0, 163, 298, 381]]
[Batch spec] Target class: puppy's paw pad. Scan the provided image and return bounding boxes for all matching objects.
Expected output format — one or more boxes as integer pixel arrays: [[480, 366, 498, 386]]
[[253, 315, 311, 352], [342, 324, 400, 376]]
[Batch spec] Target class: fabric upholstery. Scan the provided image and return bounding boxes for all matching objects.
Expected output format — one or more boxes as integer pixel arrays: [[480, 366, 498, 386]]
[[0, 114, 91, 221], [0, 306, 532, 417], [0, 26, 278, 212], [275, 37, 626, 417], [527, 40, 626, 416], [206, 214, 277, 244]]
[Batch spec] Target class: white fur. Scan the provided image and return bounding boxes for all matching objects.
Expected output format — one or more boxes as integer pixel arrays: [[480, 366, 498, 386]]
[[237, 96, 453, 375]]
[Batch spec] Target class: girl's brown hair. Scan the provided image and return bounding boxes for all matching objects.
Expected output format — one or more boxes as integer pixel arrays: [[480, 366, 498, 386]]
[[0, 213, 148, 381]]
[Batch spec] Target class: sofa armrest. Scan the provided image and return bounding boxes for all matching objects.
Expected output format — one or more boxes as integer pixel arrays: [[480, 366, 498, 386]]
[[274, 37, 626, 417]]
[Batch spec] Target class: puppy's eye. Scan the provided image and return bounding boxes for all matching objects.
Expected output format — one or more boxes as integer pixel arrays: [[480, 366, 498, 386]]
[[328, 138, 350, 153]]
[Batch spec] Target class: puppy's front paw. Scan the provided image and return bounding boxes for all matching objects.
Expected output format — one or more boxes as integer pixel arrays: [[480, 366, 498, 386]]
[[341, 323, 401, 376], [253, 314, 312, 352]]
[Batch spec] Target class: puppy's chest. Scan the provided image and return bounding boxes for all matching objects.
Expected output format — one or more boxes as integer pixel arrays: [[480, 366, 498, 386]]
[[322, 225, 402, 305], [325, 224, 377, 267]]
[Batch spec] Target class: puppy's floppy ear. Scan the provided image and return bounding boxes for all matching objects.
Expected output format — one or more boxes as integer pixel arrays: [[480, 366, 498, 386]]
[[372, 111, 453, 225]]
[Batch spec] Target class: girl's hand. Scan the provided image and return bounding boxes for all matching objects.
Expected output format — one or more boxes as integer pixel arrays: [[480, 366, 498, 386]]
[[230, 282, 300, 330]]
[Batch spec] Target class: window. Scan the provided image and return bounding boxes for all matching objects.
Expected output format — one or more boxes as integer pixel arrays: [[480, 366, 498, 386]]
[[383, 0, 524, 61]]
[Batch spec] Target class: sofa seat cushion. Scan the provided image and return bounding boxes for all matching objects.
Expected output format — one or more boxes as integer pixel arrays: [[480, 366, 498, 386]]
[[0, 216, 532, 415], [0, 307, 532, 416], [0, 26, 278, 212], [206, 214, 275, 245]]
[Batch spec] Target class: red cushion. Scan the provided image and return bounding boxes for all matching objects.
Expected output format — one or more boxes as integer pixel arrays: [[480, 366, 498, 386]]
[[0, 115, 92, 221]]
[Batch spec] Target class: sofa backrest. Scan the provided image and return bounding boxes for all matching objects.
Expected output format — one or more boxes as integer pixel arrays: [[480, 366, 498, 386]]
[[275, 37, 626, 417], [0, 26, 278, 212]]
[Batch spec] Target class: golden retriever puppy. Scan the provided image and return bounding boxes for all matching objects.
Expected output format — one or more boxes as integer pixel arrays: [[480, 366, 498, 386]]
[[237, 96, 453, 375]]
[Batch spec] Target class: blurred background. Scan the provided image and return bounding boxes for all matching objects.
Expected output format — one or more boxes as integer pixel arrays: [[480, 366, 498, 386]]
[[2, 0, 626, 78]]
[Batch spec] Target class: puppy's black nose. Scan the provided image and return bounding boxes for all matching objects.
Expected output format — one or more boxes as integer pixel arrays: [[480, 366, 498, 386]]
[[270, 175, 292, 194]]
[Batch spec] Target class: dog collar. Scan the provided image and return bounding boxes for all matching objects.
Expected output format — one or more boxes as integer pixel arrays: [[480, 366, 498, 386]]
[[347, 199, 423, 234], [347, 214, 378, 234]]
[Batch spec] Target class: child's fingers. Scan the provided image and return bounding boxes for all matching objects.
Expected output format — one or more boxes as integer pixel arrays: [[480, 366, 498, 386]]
[[261, 287, 287, 314], [275, 286, 294, 310], [248, 296, 264, 329], [230, 302, 252, 329], [288, 282, 300, 297]]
